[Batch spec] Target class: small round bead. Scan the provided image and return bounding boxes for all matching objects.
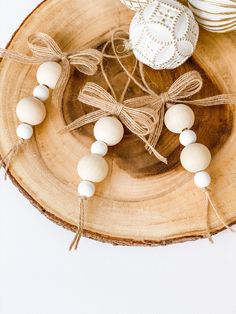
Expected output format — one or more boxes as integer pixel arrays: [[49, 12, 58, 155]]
[[36, 61, 62, 89], [180, 143, 211, 173], [194, 171, 211, 189], [94, 117, 124, 146], [164, 104, 195, 134], [78, 180, 95, 198], [16, 123, 33, 140], [16, 97, 46, 126], [33, 85, 49, 101], [91, 141, 108, 156], [77, 154, 109, 183], [179, 130, 197, 146]]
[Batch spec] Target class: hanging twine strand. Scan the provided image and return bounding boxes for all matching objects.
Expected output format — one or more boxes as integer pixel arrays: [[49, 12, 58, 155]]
[[204, 188, 234, 242], [69, 197, 86, 251], [0, 139, 25, 180], [0, 32, 102, 109]]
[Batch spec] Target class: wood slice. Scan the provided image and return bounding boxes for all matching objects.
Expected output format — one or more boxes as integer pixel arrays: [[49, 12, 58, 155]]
[[0, 0, 236, 246]]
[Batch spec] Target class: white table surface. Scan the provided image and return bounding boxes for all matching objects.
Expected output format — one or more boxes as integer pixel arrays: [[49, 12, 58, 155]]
[[1, 2, 236, 314]]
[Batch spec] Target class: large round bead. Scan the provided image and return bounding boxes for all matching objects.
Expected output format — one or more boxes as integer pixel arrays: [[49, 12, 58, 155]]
[[36, 61, 62, 89], [180, 143, 211, 173], [16, 97, 46, 126], [164, 104, 195, 134], [94, 117, 124, 146], [129, 0, 199, 70], [77, 154, 109, 183]]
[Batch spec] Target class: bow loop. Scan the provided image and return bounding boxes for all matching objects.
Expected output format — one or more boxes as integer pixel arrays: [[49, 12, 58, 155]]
[[78, 82, 156, 138], [167, 71, 203, 102]]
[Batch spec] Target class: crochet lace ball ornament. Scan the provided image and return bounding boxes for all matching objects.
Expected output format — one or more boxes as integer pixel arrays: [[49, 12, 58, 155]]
[[129, 0, 199, 70], [120, 0, 149, 11]]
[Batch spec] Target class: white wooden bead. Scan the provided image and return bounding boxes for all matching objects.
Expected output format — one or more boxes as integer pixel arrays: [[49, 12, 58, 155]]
[[33, 85, 49, 101], [94, 117, 124, 146], [180, 143, 211, 173], [77, 154, 109, 183], [164, 104, 195, 134], [16, 123, 33, 140], [16, 97, 46, 126], [91, 141, 108, 156], [179, 130, 197, 146], [78, 180, 95, 198], [194, 171, 211, 189], [36, 61, 62, 89]]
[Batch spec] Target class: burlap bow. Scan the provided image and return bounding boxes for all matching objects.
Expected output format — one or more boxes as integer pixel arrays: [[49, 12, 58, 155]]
[[0, 32, 102, 108], [125, 70, 236, 153], [60, 82, 167, 163]]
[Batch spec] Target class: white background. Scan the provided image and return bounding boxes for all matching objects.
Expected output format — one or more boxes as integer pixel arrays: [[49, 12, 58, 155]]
[[1, 2, 236, 314]]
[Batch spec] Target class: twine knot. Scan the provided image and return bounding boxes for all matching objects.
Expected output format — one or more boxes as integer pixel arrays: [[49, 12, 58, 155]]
[[111, 102, 124, 116], [159, 92, 170, 105]]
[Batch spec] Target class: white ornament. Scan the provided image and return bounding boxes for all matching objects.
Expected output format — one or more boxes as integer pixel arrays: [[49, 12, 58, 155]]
[[16, 97, 46, 126], [78, 180, 96, 198], [164, 104, 195, 134], [120, 0, 149, 11], [194, 171, 211, 188], [91, 141, 108, 156], [77, 154, 109, 183], [180, 143, 211, 173], [16, 123, 33, 140], [179, 129, 197, 146], [94, 117, 124, 146], [33, 85, 49, 101], [36, 61, 62, 89], [188, 0, 236, 33], [129, 0, 199, 70]]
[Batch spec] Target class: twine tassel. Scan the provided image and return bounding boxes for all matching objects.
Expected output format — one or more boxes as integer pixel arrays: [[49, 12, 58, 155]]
[[69, 197, 85, 251], [0, 139, 24, 180], [204, 188, 234, 243]]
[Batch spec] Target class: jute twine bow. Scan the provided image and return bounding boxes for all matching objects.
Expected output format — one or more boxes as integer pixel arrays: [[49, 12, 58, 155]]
[[0, 32, 102, 178], [0, 32, 102, 108], [60, 82, 167, 163]]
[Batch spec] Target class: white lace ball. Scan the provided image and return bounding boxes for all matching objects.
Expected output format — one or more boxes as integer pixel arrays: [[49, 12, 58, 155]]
[[120, 0, 149, 11], [129, 0, 199, 69], [188, 0, 236, 33]]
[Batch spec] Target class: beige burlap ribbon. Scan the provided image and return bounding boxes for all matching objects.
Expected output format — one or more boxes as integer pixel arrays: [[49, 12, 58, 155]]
[[0, 32, 102, 108], [60, 82, 168, 163]]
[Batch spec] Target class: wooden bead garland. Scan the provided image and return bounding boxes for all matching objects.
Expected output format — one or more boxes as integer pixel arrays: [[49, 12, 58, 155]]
[[164, 103, 234, 241], [0, 61, 61, 178], [70, 116, 124, 250], [0, 32, 102, 178]]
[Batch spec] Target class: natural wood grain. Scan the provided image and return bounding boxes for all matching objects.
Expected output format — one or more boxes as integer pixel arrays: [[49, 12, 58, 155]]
[[0, 0, 236, 246]]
